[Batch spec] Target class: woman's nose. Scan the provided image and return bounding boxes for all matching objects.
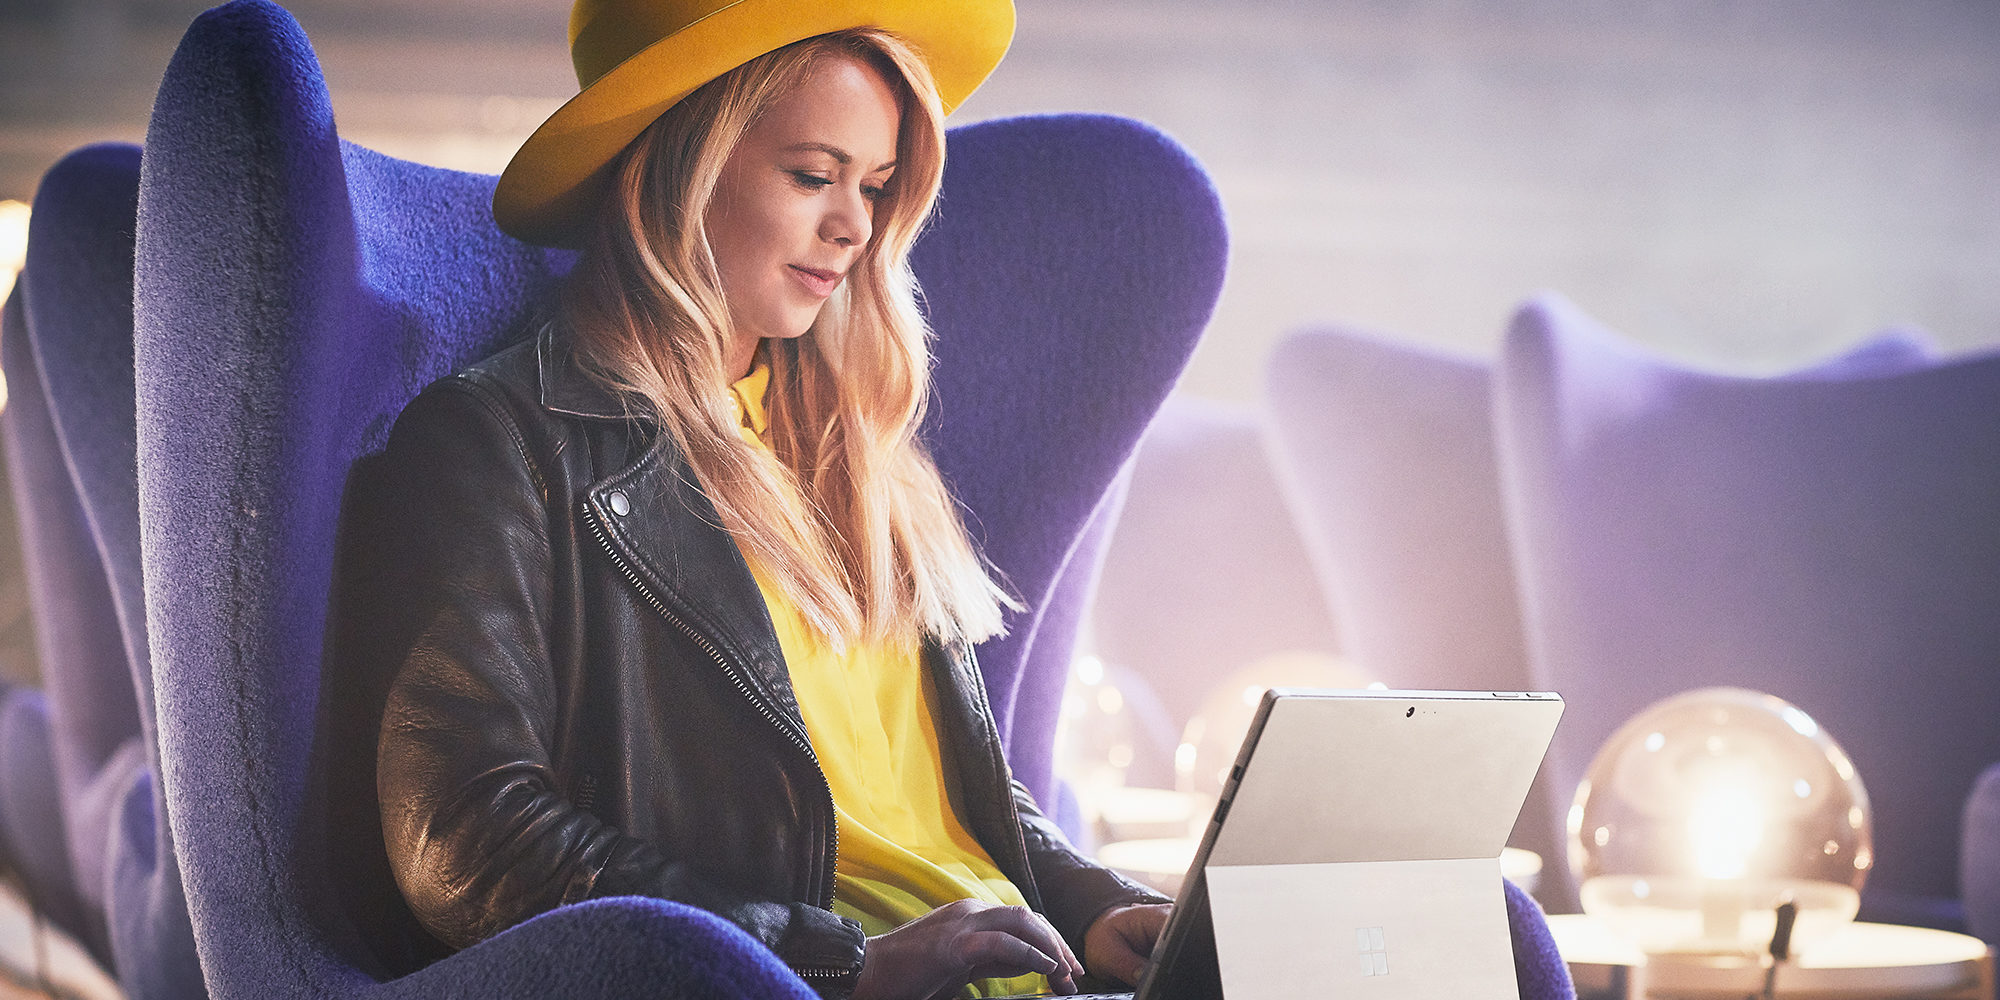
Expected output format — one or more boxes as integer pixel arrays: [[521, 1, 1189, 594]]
[[822, 187, 872, 247]]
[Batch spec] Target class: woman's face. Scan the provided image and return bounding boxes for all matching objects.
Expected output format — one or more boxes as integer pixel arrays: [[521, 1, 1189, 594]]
[[706, 52, 903, 374]]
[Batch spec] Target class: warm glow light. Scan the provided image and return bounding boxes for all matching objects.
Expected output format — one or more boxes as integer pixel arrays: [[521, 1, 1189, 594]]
[[1572, 688, 1871, 960], [1096, 685, 1124, 714], [0, 199, 28, 413], [1782, 706, 1819, 738], [1074, 654, 1104, 686], [1687, 774, 1765, 880], [0, 199, 27, 280]]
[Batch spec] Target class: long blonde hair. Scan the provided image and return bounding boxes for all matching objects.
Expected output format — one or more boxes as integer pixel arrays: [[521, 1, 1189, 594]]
[[560, 28, 1015, 649]]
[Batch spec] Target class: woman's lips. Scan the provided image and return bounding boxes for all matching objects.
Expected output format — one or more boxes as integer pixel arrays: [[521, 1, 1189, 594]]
[[789, 265, 841, 298]]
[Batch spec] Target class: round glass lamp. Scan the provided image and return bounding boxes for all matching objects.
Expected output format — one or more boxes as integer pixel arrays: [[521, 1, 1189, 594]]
[[1175, 651, 1370, 833], [1570, 687, 1872, 961]]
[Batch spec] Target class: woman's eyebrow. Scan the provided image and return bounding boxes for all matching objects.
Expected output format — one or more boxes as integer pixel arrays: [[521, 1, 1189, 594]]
[[782, 141, 896, 172]]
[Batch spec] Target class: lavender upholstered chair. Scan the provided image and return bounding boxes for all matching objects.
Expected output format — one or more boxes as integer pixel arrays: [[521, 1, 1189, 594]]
[[128, 0, 1230, 995], [1966, 765, 2000, 946], [2, 142, 202, 994], [1261, 326, 1564, 894], [1496, 292, 2000, 930], [1, 312, 92, 952], [1087, 395, 1341, 787], [0, 680, 81, 943]]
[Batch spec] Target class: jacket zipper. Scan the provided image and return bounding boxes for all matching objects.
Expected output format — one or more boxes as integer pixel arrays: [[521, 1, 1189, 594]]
[[582, 504, 842, 920]]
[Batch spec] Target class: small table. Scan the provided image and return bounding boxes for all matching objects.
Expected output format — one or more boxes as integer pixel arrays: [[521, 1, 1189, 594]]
[[1548, 914, 1995, 1000]]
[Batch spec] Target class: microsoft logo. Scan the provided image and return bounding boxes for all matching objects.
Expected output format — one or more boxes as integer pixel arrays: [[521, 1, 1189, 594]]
[[1356, 926, 1388, 976]]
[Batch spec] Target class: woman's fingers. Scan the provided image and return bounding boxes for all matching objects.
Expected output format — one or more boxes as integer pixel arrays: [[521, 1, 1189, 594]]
[[955, 905, 1078, 992], [1083, 902, 1173, 986], [955, 927, 1057, 976], [855, 901, 1084, 999]]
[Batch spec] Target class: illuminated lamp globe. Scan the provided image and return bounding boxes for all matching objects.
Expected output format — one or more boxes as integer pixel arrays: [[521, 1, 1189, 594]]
[[1570, 687, 1871, 960], [1175, 652, 1370, 832]]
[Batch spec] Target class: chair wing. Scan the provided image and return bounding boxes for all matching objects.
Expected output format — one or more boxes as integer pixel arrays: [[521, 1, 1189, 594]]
[[5, 140, 206, 994], [1496, 291, 2000, 928], [914, 113, 1227, 806], [135, 1, 820, 996]]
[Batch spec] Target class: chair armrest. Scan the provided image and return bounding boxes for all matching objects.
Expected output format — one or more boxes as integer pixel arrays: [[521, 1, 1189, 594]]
[[373, 896, 820, 1000], [1962, 761, 2000, 946], [1507, 877, 1576, 1000]]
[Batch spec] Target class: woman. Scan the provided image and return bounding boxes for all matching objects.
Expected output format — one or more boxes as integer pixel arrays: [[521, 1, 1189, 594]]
[[361, 1, 1171, 996]]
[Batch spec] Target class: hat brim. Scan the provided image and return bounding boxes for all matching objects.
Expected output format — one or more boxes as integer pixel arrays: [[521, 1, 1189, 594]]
[[494, 0, 1014, 248]]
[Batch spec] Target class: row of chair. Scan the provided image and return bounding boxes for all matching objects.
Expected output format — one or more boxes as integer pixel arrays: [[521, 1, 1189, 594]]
[[0, 1, 1572, 997], [1090, 294, 2000, 944]]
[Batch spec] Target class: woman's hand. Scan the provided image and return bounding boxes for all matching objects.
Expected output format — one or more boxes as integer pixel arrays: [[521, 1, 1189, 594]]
[[851, 899, 1084, 1000], [1082, 902, 1172, 987]]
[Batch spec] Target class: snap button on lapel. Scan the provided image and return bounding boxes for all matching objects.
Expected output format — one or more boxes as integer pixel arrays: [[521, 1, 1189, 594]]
[[607, 490, 631, 516]]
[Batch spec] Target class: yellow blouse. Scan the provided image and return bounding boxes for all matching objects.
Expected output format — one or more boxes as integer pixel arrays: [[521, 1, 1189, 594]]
[[726, 361, 1048, 999]]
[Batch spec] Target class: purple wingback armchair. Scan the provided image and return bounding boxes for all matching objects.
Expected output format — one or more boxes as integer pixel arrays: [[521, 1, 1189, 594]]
[[1261, 325, 1564, 896], [123, 1, 1224, 996], [3, 141, 203, 996], [1496, 292, 2000, 931]]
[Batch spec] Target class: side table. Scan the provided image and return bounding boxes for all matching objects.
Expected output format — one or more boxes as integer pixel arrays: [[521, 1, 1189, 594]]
[[1548, 913, 1994, 1000]]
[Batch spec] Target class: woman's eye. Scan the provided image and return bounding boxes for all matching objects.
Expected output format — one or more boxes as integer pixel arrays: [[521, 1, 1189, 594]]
[[790, 171, 833, 189], [861, 184, 886, 201]]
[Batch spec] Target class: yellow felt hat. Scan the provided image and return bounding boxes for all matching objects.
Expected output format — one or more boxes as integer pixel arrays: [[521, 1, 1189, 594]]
[[494, 0, 1016, 248]]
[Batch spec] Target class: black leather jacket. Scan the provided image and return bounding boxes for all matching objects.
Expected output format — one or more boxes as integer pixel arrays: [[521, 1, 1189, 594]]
[[360, 328, 1164, 994]]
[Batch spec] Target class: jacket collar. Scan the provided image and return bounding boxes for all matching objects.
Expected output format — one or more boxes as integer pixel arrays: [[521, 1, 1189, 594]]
[[536, 321, 630, 420], [543, 320, 809, 729]]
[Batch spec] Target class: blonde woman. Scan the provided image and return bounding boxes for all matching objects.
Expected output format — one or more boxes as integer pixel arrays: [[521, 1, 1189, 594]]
[[358, 1, 1171, 997]]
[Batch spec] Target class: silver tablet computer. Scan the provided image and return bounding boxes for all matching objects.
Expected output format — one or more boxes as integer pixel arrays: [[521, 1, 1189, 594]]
[[1125, 688, 1564, 1000]]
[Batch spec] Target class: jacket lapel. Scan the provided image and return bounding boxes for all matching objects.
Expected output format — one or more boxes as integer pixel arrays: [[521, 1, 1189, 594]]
[[541, 325, 808, 733]]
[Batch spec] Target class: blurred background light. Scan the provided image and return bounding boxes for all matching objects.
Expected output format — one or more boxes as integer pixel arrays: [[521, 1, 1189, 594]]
[[1570, 687, 1871, 962]]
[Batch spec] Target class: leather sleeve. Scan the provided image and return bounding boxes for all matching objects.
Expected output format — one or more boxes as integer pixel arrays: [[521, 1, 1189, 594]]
[[367, 377, 863, 984], [1010, 780, 1171, 949]]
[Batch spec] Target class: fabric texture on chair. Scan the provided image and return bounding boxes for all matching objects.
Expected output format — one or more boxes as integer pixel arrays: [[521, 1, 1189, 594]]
[[4, 141, 201, 993], [1089, 395, 1340, 789], [913, 112, 1227, 810], [1505, 879, 1572, 1000], [1964, 763, 2000, 947], [136, 1, 1226, 996], [0, 682, 88, 943], [1497, 292, 2000, 928]]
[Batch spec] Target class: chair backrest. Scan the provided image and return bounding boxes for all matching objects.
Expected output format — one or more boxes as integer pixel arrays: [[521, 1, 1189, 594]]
[[2, 280, 98, 953], [5, 141, 207, 994], [1496, 292, 2000, 923], [1089, 394, 1338, 786], [1264, 326, 1532, 691], [134, 0, 1221, 994], [911, 113, 1226, 806], [1262, 325, 1563, 884]]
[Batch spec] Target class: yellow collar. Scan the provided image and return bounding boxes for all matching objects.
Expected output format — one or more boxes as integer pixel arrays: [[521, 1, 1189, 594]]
[[729, 358, 772, 439]]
